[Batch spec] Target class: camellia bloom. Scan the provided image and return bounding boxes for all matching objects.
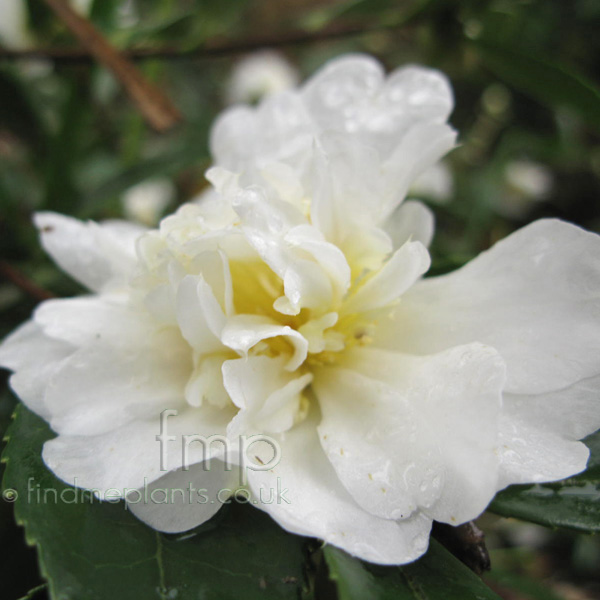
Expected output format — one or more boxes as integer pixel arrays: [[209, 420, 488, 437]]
[[0, 0, 92, 49], [2, 55, 600, 565], [409, 161, 454, 204], [226, 50, 300, 105], [122, 177, 175, 226], [497, 159, 554, 218]]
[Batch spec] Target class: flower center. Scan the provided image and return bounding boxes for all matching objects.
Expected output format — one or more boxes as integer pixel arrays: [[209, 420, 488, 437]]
[[227, 258, 380, 369], [133, 211, 395, 418]]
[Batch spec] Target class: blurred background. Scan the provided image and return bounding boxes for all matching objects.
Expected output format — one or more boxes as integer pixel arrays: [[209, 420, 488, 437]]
[[1, 1, 599, 598]]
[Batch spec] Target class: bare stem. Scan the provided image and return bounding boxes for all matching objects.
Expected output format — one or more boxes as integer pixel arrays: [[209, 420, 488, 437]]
[[0, 22, 403, 64], [41, 0, 181, 132], [0, 261, 55, 302]]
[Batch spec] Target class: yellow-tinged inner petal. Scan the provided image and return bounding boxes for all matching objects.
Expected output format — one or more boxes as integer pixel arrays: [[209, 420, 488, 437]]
[[134, 215, 423, 430]]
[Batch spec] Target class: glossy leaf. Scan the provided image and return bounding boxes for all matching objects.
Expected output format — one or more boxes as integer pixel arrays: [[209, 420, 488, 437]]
[[0, 70, 48, 152], [324, 540, 501, 600], [474, 40, 600, 133], [2, 404, 311, 600]]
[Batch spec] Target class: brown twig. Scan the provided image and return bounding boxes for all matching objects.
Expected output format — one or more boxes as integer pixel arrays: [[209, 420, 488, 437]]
[[41, 0, 181, 132], [0, 261, 55, 302], [0, 21, 402, 64], [432, 520, 491, 575]]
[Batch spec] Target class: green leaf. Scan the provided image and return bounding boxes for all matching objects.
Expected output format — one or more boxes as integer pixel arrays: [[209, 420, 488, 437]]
[[0, 69, 48, 152], [485, 567, 567, 600], [474, 40, 600, 133], [324, 540, 501, 600], [2, 404, 311, 600], [490, 431, 600, 533], [80, 148, 192, 216], [42, 79, 88, 214], [17, 584, 49, 600], [299, 0, 438, 32]]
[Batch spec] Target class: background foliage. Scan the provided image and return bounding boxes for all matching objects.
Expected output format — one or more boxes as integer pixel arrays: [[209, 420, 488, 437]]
[[1, 0, 600, 599]]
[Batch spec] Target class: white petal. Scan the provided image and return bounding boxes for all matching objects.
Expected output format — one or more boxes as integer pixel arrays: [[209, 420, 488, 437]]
[[222, 355, 311, 435], [409, 161, 453, 204], [247, 410, 433, 565], [210, 93, 312, 172], [338, 224, 393, 277], [313, 344, 505, 525], [222, 355, 290, 410], [210, 106, 258, 171], [220, 314, 308, 371], [0, 320, 73, 419], [376, 220, 600, 394], [43, 405, 235, 493], [0, 0, 34, 50], [126, 461, 239, 533], [384, 64, 454, 125], [281, 258, 333, 313], [284, 224, 351, 301], [343, 241, 430, 313], [34, 296, 152, 348], [308, 134, 396, 257], [190, 250, 234, 316], [504, 375, 600, 442], [383, 200, 435, 249], [497, 413, 590, 489], [226, 50, 300, 106], [233, 187, 338, 313], [496, 376, 600, 488], [185, 354, 231, 409], [260, 162, 304, 206], [302, 54, 385, 132], [380, 123, 457, 221], [34, 212, 145, 292], [44, 329, 191, 436], [303, 57, 455, 221], [176, 275, 226, 355]]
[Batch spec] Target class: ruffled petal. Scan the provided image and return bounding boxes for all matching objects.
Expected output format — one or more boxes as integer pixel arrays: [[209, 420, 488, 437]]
[[210, 92, 312, 172], [34, 296, 152, 348], [313, 345, 505, 525], [43, 329, 191, 436], [383, 200, 434, 249], [375, 219, 600, 395], [176, 275, 226, 355], [496, 375, 600, 488], [43, 405, 235, 492], [0, 321, 74, 419], [379, 123, 456, 221], [220, 314, 308, 371], [34, 212, 145, 292], [126, 461, 240, 533], [222, 355, 311, 436], [496, 412, 590, 490], [343, 241, 430, 313], [247, 410, 433, 565], [504, 375, 600, 442]]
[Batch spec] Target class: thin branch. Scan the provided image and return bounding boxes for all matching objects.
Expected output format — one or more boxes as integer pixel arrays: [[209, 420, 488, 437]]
[[41, 0, 181, 132], [0, 261, 55, 302], [0, 21, 404, 64], [432, 521, 491, 575]]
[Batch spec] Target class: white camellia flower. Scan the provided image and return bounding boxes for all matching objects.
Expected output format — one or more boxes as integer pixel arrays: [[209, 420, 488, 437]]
[[2, 55, 600, 565], [495, 159, 554, 218], [505, 160, 552, 199], [0, 0, 93, 49], [409, 161, 454, 204], [0, 0, 34, 50], [122, 178, 175, 226], [226, 50, 300, 105]]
